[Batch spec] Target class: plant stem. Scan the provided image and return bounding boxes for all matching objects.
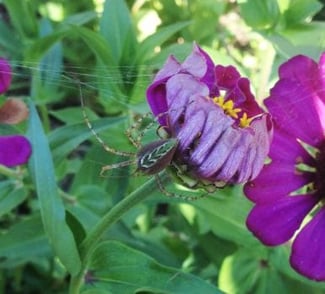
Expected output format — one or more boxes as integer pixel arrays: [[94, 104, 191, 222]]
[[69, 172, 168, 294]]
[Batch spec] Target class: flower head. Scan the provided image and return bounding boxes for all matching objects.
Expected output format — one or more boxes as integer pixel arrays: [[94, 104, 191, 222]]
[[146, 44, 273, 189], [0, 58, 31, 168], [244, 53, 325, 280]]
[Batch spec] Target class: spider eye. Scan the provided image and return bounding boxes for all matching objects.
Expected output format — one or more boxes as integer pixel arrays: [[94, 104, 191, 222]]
[[137, 138, 178, 175]]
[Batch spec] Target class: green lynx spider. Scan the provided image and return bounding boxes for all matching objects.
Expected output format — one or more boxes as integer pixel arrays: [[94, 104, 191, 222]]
[[80, 89, 209, 200]]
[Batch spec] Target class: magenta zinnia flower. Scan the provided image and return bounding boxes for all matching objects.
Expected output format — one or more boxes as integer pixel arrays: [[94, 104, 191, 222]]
[[146, 44, 273, 188], [244, 53, 325, 280], [0, 58, 31, 168]]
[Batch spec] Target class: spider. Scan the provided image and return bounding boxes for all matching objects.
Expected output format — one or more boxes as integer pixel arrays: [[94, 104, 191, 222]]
[[80, 89, 216, 201]]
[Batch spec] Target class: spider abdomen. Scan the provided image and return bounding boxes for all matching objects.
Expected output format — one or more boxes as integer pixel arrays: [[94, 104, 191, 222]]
[[137, 138, 178, 175]]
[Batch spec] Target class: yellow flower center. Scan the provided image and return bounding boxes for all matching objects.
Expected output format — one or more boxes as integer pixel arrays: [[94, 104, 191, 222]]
[[212, 96, 252, 128]]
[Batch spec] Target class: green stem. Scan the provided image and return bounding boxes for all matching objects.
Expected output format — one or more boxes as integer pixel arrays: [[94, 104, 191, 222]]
[[0, 165, 19, 178], [69, 172, 168, 294]]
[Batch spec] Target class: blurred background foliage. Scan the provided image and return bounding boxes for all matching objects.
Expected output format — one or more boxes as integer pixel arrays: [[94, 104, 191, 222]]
[[0, 0, 325, 293]]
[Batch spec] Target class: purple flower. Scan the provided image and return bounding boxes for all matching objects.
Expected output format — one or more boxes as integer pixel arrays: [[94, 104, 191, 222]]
[[146, 44, 273, 188], [0, 135, 31, 167], [0, 58, 12, 94], [0, 59, 31, 168], [244, 53, 325, 280]]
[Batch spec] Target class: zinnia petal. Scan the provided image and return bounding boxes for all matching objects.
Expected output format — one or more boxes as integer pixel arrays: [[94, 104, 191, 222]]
[[0, 135, 32, 167], [247, 194, 318, 246], [265, 55, 325, 146], [291, 208, 325, 281], [244, 162, 313, 203], [269, 128, 316, 166], [244, 52, 325, 281]]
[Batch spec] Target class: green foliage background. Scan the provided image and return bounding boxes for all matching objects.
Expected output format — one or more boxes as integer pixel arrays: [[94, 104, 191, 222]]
[[0, 0, 325, 293]]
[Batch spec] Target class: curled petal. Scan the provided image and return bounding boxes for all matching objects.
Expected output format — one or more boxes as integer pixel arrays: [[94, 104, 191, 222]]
[[152, 55, 181, 83], [247, 194, 318, 246], [291, 208, 325, 281], [248, 113, 273, 179], [182, 43, 213, 81], [166, 74, 209, 127], [147, 43, 214, 125], [0, 135, 32, 167], [177, 109, 205, 152], [190, 105, 233, 165], [216, 132, 249, 182], [229, 77, 262, 117], [197, 126, 242, 178], [215, 65, 240, 89], [0, 58, 11, 94]]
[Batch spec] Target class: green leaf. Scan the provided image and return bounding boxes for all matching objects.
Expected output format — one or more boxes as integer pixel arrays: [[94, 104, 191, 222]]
[[61, 11, 98, 26], [284, 0, 323, 25], [0, 184, 28, 218], [99, 0, 137, 63], [219, 247, 278, 293], [71, 26, 114, 66], [193, 187, 257, 245], [67, 185, 112, 231], [4, 0, 38, 38], [219, 246, 325, 293], [26, 100, 81, 275], [0, 214, 50, 265], [49, 116, 126, 163], [81, 241, 222, 294], [238, 0, 280, 29], [268, 23, 325, 59], [136, 22, 191, 62], [71, 26, 124, 100], [24, 30, 68, 63], [0, 21, 21, 56]]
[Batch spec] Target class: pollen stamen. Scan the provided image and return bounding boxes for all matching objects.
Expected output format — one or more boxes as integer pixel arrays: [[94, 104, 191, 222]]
[[212, 96, 252, 128]]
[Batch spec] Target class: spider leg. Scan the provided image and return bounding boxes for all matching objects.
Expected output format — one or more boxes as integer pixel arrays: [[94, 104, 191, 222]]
[[155, 173, 208, 201], [79, 83, 134, 157], [125, 108, 178, 149], [100, 159, 137, 177], [125, 112, 153, 148]]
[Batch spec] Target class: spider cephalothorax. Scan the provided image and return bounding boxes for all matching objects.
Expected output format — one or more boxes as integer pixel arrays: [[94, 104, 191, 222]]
[[136, 138, 178, 175]]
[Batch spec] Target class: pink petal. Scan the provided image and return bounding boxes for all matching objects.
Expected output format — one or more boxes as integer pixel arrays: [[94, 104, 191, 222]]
[[265, 56, 325, 147], [291, 208, 325, 281], [247, 194, 318, 246], [269, 128, 315, 166], [244, 162, 313, 203]]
